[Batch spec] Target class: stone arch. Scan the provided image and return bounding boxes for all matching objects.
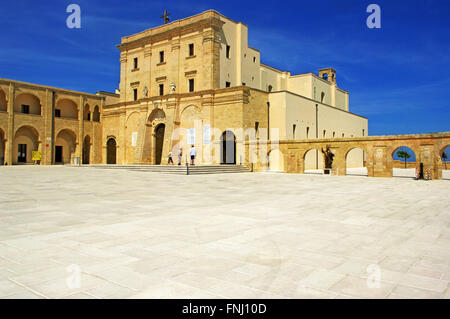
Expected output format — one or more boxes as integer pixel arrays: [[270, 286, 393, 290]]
[[55, 129, 77, 164], [84, 104, 91, 121], [391, 146, 417, 178], [303, 148, 324, 172], [148, 108, 166, 123], [13, 125, 40, 164], [106, 137, 117, 164], [0, 89, 7, 112], [220, 130, 236, 164], [268, 149, 284, 171], [440, 145, 450, 176], [0, 127, 5, 165], [180, 104, 200, 116], [345, 147, 367, 176], [82, 135, 91, 164], [56, 98, 78, 119], [14, 93, 41, 115], [93, 105, 100, 122]]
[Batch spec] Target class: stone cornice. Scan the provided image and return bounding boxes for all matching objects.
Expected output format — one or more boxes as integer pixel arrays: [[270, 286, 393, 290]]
[[117, 16, 224, 52]]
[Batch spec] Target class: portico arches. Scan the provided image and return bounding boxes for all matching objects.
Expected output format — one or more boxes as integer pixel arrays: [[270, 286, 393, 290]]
[[55, 129, 77, 164], [303, 148, 323, 173], [392, 146, 417, 178], [13, 125, 40, 164], [345, 147, 367, 176], [0, 89, 7, 112]]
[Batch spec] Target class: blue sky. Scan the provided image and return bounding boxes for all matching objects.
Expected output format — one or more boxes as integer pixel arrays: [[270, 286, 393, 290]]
[[1, 0, 449, 136]]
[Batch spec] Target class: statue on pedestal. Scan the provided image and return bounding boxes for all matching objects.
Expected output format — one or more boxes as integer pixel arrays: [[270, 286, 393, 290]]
[[321, 145, 335, 171]]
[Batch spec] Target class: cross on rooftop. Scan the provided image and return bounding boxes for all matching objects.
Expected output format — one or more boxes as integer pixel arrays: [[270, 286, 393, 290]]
[[160, 9, 170, 24]]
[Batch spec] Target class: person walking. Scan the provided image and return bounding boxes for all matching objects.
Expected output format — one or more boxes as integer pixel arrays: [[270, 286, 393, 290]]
[[168, 151, 174, 165], [190, 145, 196, 165], [178, 147, 183, 166]]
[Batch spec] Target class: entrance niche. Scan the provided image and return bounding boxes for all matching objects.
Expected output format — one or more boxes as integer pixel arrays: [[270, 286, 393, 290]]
[[0, 89, 6, 112], [0, 128, 5, 165], [268, 149, 284, 171], [55, 129, 77, 164], [346, 148, 367, 176], [221, 130, 236, 165], [441, 145, 450, 180], [82, 135, 91, 164], [303, 148, 323, 174], [154, 124, 165, 165], [106, 138, 117, 164], [13, 126, 39, 164], [392, 146, 416, 178]]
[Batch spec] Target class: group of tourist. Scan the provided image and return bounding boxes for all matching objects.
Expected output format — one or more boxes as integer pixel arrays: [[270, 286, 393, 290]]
[[167, 145, 196, 166]]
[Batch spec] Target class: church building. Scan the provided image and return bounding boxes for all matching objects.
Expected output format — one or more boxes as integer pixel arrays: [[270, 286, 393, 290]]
[[0, 10, 367, 170]]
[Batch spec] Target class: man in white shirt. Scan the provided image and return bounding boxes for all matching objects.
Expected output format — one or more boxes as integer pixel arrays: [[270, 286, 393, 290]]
[[190, 145, 196, 165]]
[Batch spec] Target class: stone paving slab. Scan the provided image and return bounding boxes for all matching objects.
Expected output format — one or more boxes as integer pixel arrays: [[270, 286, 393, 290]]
[[0, 166, 449, 299]]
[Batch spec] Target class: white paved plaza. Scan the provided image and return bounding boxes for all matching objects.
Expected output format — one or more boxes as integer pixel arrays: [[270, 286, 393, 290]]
[[0, 166, 449, 299]]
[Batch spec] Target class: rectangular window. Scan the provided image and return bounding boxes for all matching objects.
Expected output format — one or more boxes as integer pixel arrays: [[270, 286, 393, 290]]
[[293, 124, 296, 139], [225, 81, 231, 88], [362, 129, 365, 136], [133, 88, 138, 101], [189, 43, 194, 56], [159, 51, 164, 63], [333, 131, 336, 138], [323, 130, 326, 138], [159, 84, 164, 96], [242, 82, 246, 86], [255, 122, 259, 139], [189, 79, 195, 92], [226, 45, 230, 59], [21, 104, 29, 114], [306, 127, 310, 139], [55, 109, 61, 118], [133, 57, 138, 69]]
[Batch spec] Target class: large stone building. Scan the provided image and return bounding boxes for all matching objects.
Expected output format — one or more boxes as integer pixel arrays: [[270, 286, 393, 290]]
[[0, 10, 368, 168]]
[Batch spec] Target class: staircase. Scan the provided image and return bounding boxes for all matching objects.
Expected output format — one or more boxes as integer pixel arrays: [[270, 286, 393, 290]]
[[87, 164, 251, 175]]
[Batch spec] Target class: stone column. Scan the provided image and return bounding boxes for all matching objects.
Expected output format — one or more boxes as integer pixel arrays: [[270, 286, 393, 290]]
[[78, 95, 84, 165], [6, 83, 14, 165]]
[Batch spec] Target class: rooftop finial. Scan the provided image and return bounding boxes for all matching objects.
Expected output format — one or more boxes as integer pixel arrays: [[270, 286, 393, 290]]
[[160, 9, 170, 24]]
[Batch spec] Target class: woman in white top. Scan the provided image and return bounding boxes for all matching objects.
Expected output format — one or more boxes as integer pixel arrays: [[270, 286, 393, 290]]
[[190, 145, 196, 165]]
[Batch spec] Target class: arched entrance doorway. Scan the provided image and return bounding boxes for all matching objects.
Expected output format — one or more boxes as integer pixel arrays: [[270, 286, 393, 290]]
[[268, 149, 284, 171], [55, 129, 77, 164], [221, 130, 236, 164], [154, 124, 165, 165], [13, 126, 39, 164], [82, 135, 91, 164], [106, 138, 117, 164]]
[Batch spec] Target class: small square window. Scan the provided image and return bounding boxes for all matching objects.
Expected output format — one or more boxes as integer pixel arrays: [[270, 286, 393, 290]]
[[225, 81, 231, 88], [189, 79, 195, 92], [189, 43, 194, 56], [159, 84, 164, 96], [133, 88, 138, 101], [226, 45, 230, 59], [133, 57, 138, 69], [159, 51, 164, 63], [55, 109, 61, 117], [21, 105, 29, 114]]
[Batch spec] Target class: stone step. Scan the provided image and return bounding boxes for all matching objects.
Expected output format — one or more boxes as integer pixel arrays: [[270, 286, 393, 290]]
[[80, 164, 251, 175]]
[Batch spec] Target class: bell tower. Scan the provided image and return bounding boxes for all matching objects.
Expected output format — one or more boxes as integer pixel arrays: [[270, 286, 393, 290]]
[[319, 68, 336, 84]]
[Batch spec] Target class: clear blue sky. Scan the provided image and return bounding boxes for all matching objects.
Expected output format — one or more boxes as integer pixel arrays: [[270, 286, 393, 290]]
[[1, 0, 449, 136]]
